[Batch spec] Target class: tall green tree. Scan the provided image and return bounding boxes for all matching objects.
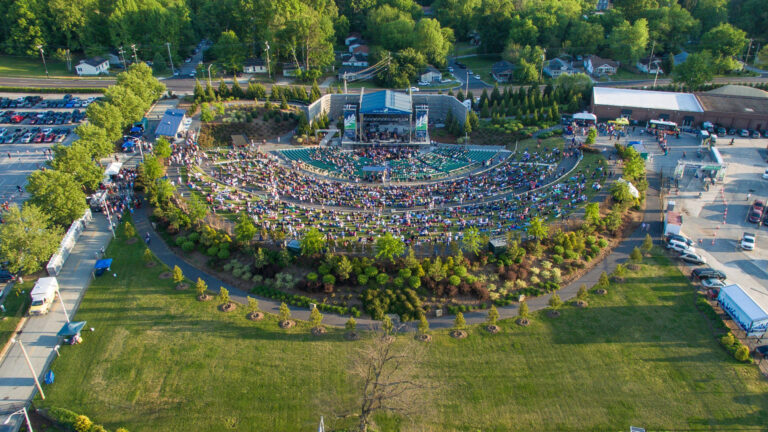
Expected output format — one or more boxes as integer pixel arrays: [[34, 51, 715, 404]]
[[300, 228, 326, 256], [674, 50, 715, 89], [3, 0, 45, 56], [701, 23, 747, 63], [461, 227, 482, 256], [608, 18, 649, 65], [0, 204, 63, 274], [375, 232, 405, 263], [86, 102, 124, 143], [414, 18, 454, 67], [74, 124, 113, 158], [214, 30, 245, 74], [234, 212, 257, 246], [105, 85, 145, 124], [26, 170, 88, 226], [50, 143, 103, 190], [526, 216, 549, 241]]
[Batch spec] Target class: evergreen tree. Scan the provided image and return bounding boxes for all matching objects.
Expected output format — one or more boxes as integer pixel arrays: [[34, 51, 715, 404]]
[[217, 78, 229, 99], [193, 79, 204, 102], [230, 76, 243, 99]]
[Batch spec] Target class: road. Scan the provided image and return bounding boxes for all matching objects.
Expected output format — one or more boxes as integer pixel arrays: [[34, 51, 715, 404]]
[[448, 59, 492, 90]]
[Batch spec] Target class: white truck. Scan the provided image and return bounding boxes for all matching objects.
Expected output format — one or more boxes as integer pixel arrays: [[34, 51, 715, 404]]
[[29, 277, 59, 316]]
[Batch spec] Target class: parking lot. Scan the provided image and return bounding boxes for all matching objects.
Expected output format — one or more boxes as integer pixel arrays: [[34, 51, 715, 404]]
[[643, 130, 768, 296], [0, 93, 97, 145]]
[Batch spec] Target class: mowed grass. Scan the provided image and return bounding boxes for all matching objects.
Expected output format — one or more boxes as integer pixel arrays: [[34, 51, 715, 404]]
[[38, 225, 768, 431], [0, 55, 75, 78]]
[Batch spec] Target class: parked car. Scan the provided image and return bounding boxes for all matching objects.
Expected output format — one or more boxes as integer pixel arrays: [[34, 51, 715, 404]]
[[739, 129, 750, 137], [701, 278, 727, 289], [665, 233, 694, 247], [762, 169, 768, 180], [692, 267, 726, 280], [679, 252, 707, 265], [666, 239, 695, 254], [752, 130, 762, 138], [728, 128, 737, 135], [748, 200, 764, 223], [717, 127, 726, 135], [741, 232, 756, 250], [474, 74, 481, 80], [763, 130, 768, 138], [0, 269, 15, 283]]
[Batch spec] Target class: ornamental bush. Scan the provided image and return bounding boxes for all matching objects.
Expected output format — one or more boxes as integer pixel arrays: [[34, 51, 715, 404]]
[[307, 272, 318, 282], [448, 275, 461, 286]]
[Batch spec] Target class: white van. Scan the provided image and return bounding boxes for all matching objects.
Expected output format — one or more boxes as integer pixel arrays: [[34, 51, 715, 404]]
[[29, 277, 59, 316], [666, 239, 695, 254]]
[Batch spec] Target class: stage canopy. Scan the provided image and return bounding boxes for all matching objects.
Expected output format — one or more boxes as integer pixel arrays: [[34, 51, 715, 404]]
[[360, 90, 412, 115]]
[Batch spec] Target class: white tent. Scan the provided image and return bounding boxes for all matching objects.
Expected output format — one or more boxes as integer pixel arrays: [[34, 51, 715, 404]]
[[104, 162, 123, 177], [573, 112, 597, 122]]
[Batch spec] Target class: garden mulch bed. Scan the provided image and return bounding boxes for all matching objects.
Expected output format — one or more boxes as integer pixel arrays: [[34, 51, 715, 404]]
[[158, 272, 172, 279], [516, 318, 531, 327], [247, 311, 264, 321], [450, 330, 468, 339], [485, 325, 501, 334], [415, 333, 433, 342], [574, 300, 588, 308], [311, 326, 327, 336], [279, 320, 295, 329], [595, 288, 608, 296], [220, 302, 237, 312], [198, 294, 212, 302]]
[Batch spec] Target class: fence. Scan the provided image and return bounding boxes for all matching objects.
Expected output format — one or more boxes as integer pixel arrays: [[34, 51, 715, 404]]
[[46, 209, 93, 276]]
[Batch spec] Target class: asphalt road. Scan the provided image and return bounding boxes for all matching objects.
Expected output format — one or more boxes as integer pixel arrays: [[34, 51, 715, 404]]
[[448, 59, 492, 90]]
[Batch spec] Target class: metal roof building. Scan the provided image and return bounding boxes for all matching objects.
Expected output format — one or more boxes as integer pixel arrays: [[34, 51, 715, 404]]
[[592, 87, 704, 112], [154, 109, 187, 138]]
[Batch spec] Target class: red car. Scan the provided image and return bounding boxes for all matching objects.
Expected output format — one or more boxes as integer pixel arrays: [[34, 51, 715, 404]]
[[10, 115, 24, 123], [33, 133, 44, 143], [44, 133, 56, 142], [749, 200, 765, 223]]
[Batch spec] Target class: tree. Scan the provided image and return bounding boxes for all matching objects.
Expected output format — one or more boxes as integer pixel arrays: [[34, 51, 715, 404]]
[[578, 284, 589, 300], [86, 102, 124, 142], [611, 181, 635, 204], [585, 203, 600, 227], [50, 143, 103, 190], [599, 271, 610, 288], [608, 18, 649, 65], [3, 0, 45, 56], [418, 314, 429, 334], [701, 23, 748, 60], [186, 194, 208, 226], [335, 256, 353, 281], [382, 315, 394, 334], [124, 221, 136, 238], [310, 307, 324, 329], [674, 51, 714, 89], [278, 302, 291, 322], [247, 296, 259, 314], [346, 316, 357, 332], [74, 124, 112, 158], [195, 278, 207, 297], [487, 305, 499, 326], [214, 30, 245, 74], [519, 301, 529, 319], [526, 216, 549, 241], [172, 265, 184, 284], [454, 311, 466, 330], [234, 212, 257, 246], [0, 204, 62, 274], [143, 248, 154, 265], [218, 287, 230, 304], [104, 85, 145, 124], [630, 246, 643, 263], [139, 155, 163, 192], [300, 227, 326, 256], [692, 0, 728, 32], [414, 18, 454, 67], [642, 234, 653, 253], [461, 227, 482, 256], [154, 137, 172, 159], [27, 170, 87, 226], [350, 329, 426, 432], [549, 293, 563, 309], [375, 232, 405, 263]]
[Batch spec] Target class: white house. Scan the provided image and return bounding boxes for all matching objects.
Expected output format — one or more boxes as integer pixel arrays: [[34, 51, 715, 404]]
[[584, 55, 618, 76], [243, 58, 267, 74], [75, 57, 110, 76], [342, 54, 368, 67], [420, 66, 442, 83], [543, 58, 574, 78], [637, 57, 663, 74], [345, 33, 362, 46]]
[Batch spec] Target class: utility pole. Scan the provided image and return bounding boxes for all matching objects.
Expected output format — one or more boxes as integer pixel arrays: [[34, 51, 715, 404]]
[[65, 49, 71, 71], [166, 42, 175, 75], [539, 48, 546, 82], [207, 63, 213, 86], [130, 44, 139, 64], [745, 39, 754, 65], [36, 45, 49, 78], [264, 41, 271, 80], [754, 43, 761, 65], [118, 46, 126, 67], [14, 339, 45, 400], [648, 40, 656, 72]]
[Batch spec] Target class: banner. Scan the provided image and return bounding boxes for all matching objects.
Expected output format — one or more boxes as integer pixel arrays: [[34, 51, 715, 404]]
[[343, 107, 356, 140]]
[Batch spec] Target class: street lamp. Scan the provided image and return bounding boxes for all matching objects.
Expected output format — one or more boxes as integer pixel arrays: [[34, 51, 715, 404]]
[[3, 407, 33, 432], [11, 339, 45, 400], [36, 45, 49, 78], [56, 290, 70, 323], [207, 64, 213, 86]]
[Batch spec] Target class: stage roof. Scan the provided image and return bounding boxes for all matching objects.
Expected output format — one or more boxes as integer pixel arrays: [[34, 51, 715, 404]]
[[360, 91, 412, 115]]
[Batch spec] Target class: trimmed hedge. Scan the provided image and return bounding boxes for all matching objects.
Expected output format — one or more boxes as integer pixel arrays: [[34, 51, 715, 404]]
[[0, 86, 106, 94]]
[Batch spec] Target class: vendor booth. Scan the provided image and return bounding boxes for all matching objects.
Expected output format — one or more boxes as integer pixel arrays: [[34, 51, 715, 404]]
[[94, 259, 113, 276], [58, 320, 87, 345], [718, 284, 768, 337]]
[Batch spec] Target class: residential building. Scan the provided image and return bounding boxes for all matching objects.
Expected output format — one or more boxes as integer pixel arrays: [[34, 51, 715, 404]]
[[75, 57, 110, 76], [345, 33, 362, 46], [420, 66, 442, 83], [338, 65, 369, 81], [637, 57, 663, 74], [351, 45, 369, 57], [491, 61, 515, 83], [243, 58, 267, 74], [543, 58, 574, 78], [596, 0, 612, 10], [282, 63, 302, 77], [584, 55, 618, 76], [342, 54, 368, 67]]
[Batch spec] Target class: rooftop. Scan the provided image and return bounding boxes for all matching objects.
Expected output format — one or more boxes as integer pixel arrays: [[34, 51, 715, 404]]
[[155, 109, 186, 137], [360, 90, 412, 115], [592, 87, 704, 113], [704, 85, 768, 99], [80, 57, 108, 67], [721, 284, 768, 322]]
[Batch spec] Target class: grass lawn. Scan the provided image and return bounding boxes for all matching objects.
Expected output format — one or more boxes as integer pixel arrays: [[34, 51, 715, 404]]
[[0, 55, 76, 78], [0, 279, 33, 348], [453, 42, 478, 56], [37, 225, 768, 431], [456, 54, 501, 83]]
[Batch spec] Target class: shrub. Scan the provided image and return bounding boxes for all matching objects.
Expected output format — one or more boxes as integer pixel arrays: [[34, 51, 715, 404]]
[[720, 333, 735, 347], [553, 246, 565, 255], [318, 264, 331, 275], [322, 274, 336, 285], [642, 234, 653, 253], [551, 254, 564, 265], [175, 236, 187, 246], [278, 302, 291, 322], [376, 272, 390, 286], [218, 287, 230, 304], [487, 304, 499, 325], [454, 311, 466, 330], [454, 266, 468, 277], [408, 275, 421, 289], [172, 265, 184, 284], [195, 278, 207, 296], [529, 275, 540, 285], [74, 415, 93, 432], [310, 307, 324, 328], [577, 284, 588, 300], [48, 407, 79, 428], [630, 246, 643, 263], [598, 271, 610, 287], [398, 268, 412, 279], [448, 275, 461, 286], [541, 260, 552, 270], [307, 272, 319, 282], [735, 345, 750, 362], [206, 246, 219, 256], [187, 232, 200, 243], [418, 314, 430, 334], [598, 238, 608, 248], [519, 301, 529, 318], [346, 316, 357, 331], [549, 293, 562, 309], [564, 250, 578, 260], [357, 274, 369, 285], [217, 249, 230, 260], [364, 266, 379, 277], [182, 241, 195, 252]]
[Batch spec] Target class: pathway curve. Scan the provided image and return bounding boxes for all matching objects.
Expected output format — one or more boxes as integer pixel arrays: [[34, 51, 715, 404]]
[[136, 157, 661, 330]]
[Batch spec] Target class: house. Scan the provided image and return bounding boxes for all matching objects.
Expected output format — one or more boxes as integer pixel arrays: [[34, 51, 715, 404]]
[[243, 58, 267, 74], [106, 53, 124, 68], [75, 57, 110, 76], [421, 5, 434, 16], [282, 63, 302, 77], [338, 65, 369, 81], [420, 66, 442, 83], [584, 55, 618, 76], [342, 54, 368, 67], [543, 58, 574, 78], [596, 0, 611, 10], [350, 44, 369, 57], [637, 57, 663, 74], [345, 33, 362, 47], [491, 60, 515, 83], [154, 109, 187, 139]]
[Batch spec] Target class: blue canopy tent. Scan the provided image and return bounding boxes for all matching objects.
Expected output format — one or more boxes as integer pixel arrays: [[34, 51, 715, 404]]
[[718, 284, 768, 337], [58, 321, 87, 337], [94, 258, 113, 276]]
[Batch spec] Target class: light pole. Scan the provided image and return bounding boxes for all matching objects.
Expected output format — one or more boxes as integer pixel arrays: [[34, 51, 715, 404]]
[[207, 64, 213, 86], [130, 44, 139, 64], [12, 339, 45, 400], [166, 42, 175, 75], [264, 41, 271, 80], [36, 45, 49, 78], [56, 290, 70, 323], [101, 203, 116, 239], [3, 407, 33, 432], [118, 46, 126, 67]]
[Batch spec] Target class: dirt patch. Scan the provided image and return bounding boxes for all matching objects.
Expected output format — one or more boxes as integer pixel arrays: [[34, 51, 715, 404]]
[[574, 300, 588, 308], [126, 237, 138, 244], [415, 333, 433, 342], [175, 283, 189, 291], [158, 272, 172, 279], [279, 319, 295, 329], [595, 288, 608, 296], [247, 311, 264, 321], [547, 310, 561, 318], [197, 294, 211, 302], [450, 330, 468, 339], [311, 326, 327, 336], [145, 261, 157, 268], [219, 302, 237, 312], [516, 318, 531, 327], [485, 325, 501, 333]]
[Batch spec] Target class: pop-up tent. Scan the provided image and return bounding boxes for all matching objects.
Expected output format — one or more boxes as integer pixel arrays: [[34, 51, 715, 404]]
[[94, 258, 113, 276], [718, 284, 768, 337], [58, 321, 87, 337]]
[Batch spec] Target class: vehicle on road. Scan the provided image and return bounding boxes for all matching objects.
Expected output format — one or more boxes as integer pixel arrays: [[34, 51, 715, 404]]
[[474, 74, 481, 80], [692, 267, 726, 280], [679, 252, 707, 265], [741, 232, 756, 250], [409, 87, 420, 92], [701, 278, 727, 289], [763, 169, 768, 180], [29, 277, 59, 316]]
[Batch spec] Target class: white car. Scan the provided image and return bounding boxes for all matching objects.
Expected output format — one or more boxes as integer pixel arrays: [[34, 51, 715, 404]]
[[474, 74, 481, 80], [679, 252, 707, 264], [701, 278, 726, 289], [762, 169, 768, 180], [417, 81, 429, 86], [741, 232, 756, 251], [409, 87, 420, 92]]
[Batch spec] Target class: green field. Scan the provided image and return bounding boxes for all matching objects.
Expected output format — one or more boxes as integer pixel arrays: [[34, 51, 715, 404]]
[[0, 280, 32, 349], [456, 54, 502, 83], [38, 226, 768, 431], [0, 55, 76, 78]]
